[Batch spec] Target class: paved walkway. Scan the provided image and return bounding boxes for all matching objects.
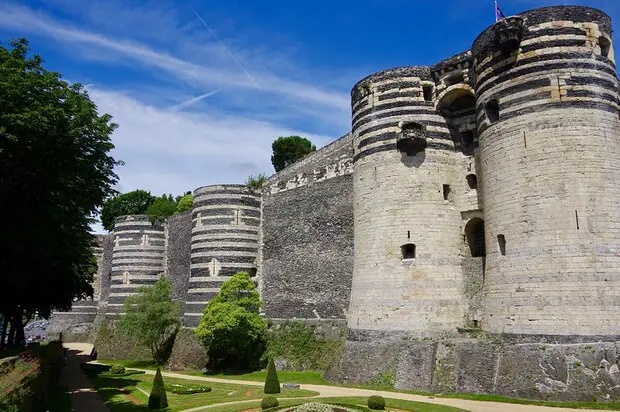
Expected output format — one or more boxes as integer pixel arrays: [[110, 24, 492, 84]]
[[65, 343, 604, 412], [64, 342, 111, 412]]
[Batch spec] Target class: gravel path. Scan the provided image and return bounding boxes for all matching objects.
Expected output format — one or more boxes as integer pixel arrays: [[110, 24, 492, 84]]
[[65, 343, 605, 412], [64, 342, 111, 412]]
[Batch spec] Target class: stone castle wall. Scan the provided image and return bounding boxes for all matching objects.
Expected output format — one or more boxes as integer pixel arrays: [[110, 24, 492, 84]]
[[260, 133, 354, 320], [49, 4, 620, 402]]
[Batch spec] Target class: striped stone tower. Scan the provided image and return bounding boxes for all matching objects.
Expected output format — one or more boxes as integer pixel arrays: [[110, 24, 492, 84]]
[[347, 67, 469, 338], [106, 215, 166, 315], [184, 185, 261, 326], [473, 6, 620, 335]]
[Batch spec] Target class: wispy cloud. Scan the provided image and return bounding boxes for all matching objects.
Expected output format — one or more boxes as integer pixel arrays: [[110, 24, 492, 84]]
[[0, 2, 350, 124], [170, 89, 222, 111]]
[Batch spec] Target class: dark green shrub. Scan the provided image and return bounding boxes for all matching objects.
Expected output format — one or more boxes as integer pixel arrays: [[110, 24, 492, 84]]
[[367, 395, 385, 410], [109, 364, 126, 375], [261, 396, 279, 410], [263, 358, 280, 394], [148, 368, 168, 410]]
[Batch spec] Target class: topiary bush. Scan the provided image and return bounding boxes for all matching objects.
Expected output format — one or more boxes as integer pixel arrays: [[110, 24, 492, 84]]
[[261, 396, 279, 410], [148, 368, 168, 410], [264, 358, 280, 394], [367, 396, 385, 410], [109, 364, 126, 375]]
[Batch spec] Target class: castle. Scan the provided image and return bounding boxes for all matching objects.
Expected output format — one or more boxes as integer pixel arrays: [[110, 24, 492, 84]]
[[51, 5, 620, 402]]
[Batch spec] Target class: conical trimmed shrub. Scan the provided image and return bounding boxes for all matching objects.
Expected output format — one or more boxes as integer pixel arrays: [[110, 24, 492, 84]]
[[263, 358, 280, 394], [148, 367, 168, 410]]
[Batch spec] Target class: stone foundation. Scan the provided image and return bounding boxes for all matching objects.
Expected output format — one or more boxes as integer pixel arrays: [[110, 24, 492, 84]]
[[328, 332, 620, 401]]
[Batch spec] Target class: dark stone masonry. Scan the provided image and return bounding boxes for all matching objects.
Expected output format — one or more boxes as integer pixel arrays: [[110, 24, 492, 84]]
[[50, 5, 620, 402]]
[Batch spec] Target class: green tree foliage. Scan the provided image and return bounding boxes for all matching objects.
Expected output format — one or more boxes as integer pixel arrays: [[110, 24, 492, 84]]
[[100, 189, 154, 231], [271, 136, 316, 172], [0, 38, 120, 348], [195, 272, 266, 370], [367, 395, 386, 410], [118, 277, 181, 364], [175, 194, 193, 214], [148, 368, 168, 410], [263, 358, 281, 394], [146, 194, 177, 222], [261, 396, 279, 410], [246, 174, 266, 190]]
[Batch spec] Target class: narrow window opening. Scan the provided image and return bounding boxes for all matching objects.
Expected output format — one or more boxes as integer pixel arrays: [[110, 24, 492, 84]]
[[523, 131, 527, 149], [407, 231, 411, 239], [401, 243, 416, 260], [443, 184, 451, 201], [472, 320, 479, 328], [497, 234, 506, 256], [600, 36, 611, 58], [422, 84, 434, 102], [466, 218, 486, 257], [461, 131, 474, 151], [486, 100, 500, 124], [466, 174, 478, 189], [575, 210, 580, 230]]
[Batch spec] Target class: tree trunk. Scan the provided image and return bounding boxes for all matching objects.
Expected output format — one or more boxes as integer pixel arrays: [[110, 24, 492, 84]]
[[13, 311, 24, 347], [0, 315, 7, 350], [7, 317, 15, 348]]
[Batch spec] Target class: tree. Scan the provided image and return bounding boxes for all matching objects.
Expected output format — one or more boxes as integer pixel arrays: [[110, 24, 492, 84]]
[[148, 368, 168, 410], [264, 358, 281, 394], [118, 277, 181, 364], [271, 136, 316, 172], [100, 189, 154, 231], [246, 174, 266, 190], [146, 194, 177, 222], [195, 272, 266, 369], [175, 194, 193, 214], [0, 38, 120, 348]]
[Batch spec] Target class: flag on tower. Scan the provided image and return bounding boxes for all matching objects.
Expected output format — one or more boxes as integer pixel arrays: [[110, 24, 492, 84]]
[[495, 0, 506, 22]]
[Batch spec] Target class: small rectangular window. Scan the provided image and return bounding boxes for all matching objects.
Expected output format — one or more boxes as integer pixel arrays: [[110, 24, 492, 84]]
[[401, 243, 416, 260], [600, 36, 611, 58], [422, 84, 434, 102], [466, 174, 478, 189], [443, 184, 451, 201], [497, 234, 506, 256], [486, 100, 500, 124]]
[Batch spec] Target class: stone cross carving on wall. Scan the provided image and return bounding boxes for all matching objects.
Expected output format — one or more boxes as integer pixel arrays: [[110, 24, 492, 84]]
[[208, 258, 221, 276], [140, 234, 150, 246]]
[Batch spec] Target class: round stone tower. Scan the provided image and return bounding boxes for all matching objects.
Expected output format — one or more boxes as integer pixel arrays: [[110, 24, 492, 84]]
[[347, 67, 468, 338], [472, 6, 620, 336], [184, 184, 261, 326], [107, 215, 165, 315]]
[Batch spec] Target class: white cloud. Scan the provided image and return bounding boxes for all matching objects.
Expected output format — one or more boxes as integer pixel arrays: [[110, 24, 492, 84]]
[[0, 2, 351, 128], [89, 86, 333, 194]]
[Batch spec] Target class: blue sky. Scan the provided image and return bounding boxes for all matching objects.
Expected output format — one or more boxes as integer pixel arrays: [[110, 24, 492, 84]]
[[0, 0, 618, 232]]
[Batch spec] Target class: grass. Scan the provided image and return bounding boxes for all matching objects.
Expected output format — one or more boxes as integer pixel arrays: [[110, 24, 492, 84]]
[[97, 361, 620, 410], [205, 396, 466, 412], [89, 368, 319, 412], [98, 360, 328, 384]]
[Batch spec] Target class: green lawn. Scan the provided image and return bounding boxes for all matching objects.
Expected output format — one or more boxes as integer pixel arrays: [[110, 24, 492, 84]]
[[97, 360, 620, 410], [205, 396, 466, 412], [98, 359, 328, 384], [88, 370, 319, 412]]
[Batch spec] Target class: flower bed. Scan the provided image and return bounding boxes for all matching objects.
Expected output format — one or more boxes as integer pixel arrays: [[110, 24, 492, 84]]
[[165, 382, 212, 395]]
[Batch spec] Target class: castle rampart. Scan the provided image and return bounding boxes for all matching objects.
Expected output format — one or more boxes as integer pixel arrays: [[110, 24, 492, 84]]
[[49, 4, 620, 402]]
